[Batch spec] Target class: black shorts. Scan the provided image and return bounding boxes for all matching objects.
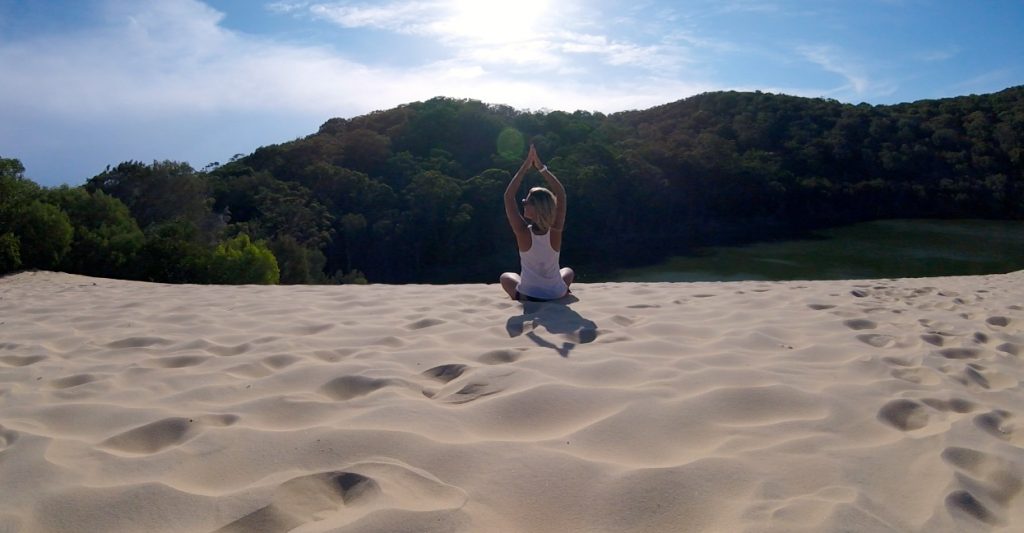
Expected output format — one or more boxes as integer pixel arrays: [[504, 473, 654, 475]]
[[515, 291, 556, 303], [515, 290, 570, 302]]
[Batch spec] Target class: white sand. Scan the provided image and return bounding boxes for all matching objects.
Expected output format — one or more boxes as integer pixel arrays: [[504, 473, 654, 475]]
[[1, 270, 1022, 532]]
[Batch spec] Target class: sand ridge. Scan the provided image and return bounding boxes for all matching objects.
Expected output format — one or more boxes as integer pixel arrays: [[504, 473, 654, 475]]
[[0, 270, 1022, 532]]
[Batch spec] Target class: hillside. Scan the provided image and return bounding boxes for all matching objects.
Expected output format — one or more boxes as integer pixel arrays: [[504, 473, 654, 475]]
[[3, 87, 1022, 284]]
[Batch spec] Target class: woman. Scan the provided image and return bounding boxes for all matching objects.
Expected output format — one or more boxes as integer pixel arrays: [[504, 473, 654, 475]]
[[500, 145, 575, 301]]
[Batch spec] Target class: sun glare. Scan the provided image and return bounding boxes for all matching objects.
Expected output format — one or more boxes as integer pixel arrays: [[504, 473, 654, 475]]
[[444, 0, 552, 44]]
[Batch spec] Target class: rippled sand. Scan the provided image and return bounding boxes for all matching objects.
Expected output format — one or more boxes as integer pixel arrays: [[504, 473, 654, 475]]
[[1, 271, 1022, 532]]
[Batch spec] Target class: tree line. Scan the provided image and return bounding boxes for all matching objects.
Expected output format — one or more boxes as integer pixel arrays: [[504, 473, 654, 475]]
[[2, 86, 1022, 284]]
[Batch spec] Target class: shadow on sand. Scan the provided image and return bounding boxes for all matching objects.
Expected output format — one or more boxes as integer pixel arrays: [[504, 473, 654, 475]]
[[505, 295, 598, 357]]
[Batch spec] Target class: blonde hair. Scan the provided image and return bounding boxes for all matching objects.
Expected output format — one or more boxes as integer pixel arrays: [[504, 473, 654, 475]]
[[526, 187, 557, 233]]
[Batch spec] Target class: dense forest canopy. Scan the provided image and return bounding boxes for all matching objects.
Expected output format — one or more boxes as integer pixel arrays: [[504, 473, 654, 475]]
[[2, 87, 1022, 284]]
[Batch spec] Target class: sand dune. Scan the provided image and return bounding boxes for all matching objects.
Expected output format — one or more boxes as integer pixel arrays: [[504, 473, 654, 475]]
[[1, 270, 1022, 532]]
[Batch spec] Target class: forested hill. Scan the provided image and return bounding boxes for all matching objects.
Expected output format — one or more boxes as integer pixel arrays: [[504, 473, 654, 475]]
[[2, 87, 1022, 285]]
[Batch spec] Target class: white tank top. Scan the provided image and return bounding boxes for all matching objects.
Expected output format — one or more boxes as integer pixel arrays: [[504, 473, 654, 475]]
[[517, 229, 568, 300]]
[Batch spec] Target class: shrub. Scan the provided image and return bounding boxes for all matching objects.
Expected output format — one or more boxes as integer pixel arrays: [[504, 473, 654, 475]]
[[209, 234, 279, 284], [12, 201, 72, 270], [0, 233, 20, 274]]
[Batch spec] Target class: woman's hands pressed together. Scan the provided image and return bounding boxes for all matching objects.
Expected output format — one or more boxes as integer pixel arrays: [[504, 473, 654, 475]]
[[528, 144, 542, 169]]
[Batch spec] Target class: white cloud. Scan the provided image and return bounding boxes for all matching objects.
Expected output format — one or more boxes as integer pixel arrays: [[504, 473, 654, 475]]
[[11, 0, 1003, 184], [302, 0, 556, 44], [0, 0, 722, 184], [0, 0, 710, 135], [711, 0, 781, 15], [307, 1, 434, 33], [798, 44, 870, 94], [293, 0, 687, 74], [0, 5, 368, 117], [560, 32, 688, 72], [951, 68, 1015, 93], [916, 46, 959, 62], [265, 1, 311, 14]]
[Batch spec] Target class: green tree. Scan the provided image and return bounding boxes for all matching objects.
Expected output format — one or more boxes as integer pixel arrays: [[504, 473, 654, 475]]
[[48, 187, 144, 277], [12, 201, 73, 270], [86, 160, 213, 231], [209, 234, 280, 284], [136, 221, 213, 283], [205, 86, 1024, 283], [338, 212, 368, 274], [270, 235, 327, 284], [401, 171, 463, 271], [0, 157, 37, 273], [341, 128, 392, 175], [0, 233, 20, 273]]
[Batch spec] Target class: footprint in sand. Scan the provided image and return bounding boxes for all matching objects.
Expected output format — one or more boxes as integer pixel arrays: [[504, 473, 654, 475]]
[[890, 367, 941, 385], [986, 316, 1011, 328], [843, 319, 877, 331], [946, 491, 1001, 525], [100, 414, 238, 455], [974, 410, 1022, 444], [962, 364, 1018, 391], [49, 374, 101, 389], [942, 446, 1019, 480], [937, 347, 986, 360], [882, 356, 917, 367], [0, 424, 18, 450], [214, 471, 382, 533], [225, 363, 274, 379], [857, 334, 896, 348], [213, 462, 467, 532], [996, 343, 1020, 356], [921, 397, 977, 413], [610, 315, 637, 327], [808, 304, 836, 310], [478, 349, 524, 365], [150, 355, 210, 368], [290, 323, 335, 335], [877, 399, 931, 431], [0, 354, 46, 367], [319, 375, 404, 401], [405, 318, 446, 330], [263, 354, 301, 369], [435, 381, 503, 404], [369, 336, 405, 348], [424, 363, 509, 403], [941, 447, 1023, 527], [422, 364, 468, 383], [206, 343, 252, 356], [105, 336, 174, 349], [312, 348, 360, 363], [920, 334, 945, 346]]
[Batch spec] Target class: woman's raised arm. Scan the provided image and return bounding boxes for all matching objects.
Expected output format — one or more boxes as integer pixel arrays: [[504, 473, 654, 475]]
[[532, 147, 567, 231], [504, 149, 534, 236]]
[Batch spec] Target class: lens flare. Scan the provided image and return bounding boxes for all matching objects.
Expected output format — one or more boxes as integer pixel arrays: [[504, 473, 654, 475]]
[[497, 128, 525, 160]]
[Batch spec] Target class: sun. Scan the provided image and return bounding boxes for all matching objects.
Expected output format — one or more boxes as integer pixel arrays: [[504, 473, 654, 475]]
[[443, 0, 552, 44]]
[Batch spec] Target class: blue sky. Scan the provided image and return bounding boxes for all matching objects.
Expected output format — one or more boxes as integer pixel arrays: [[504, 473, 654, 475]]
[[1, 0, 1022, 186]]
